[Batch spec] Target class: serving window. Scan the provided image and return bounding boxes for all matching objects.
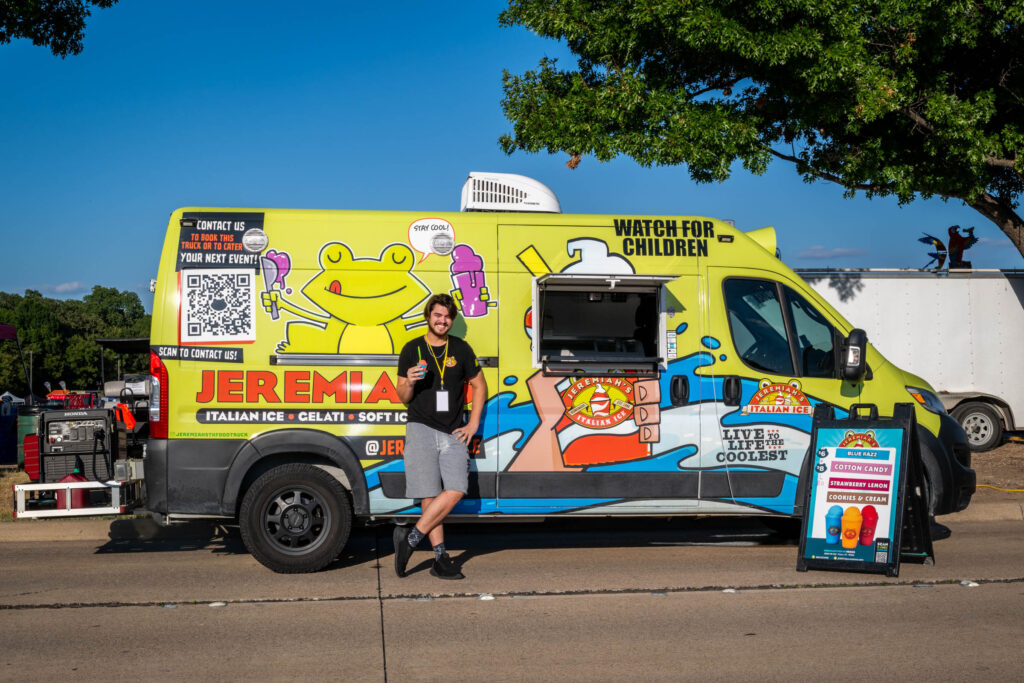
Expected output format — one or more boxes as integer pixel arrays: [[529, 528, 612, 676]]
[[533, 274, 675, 373]]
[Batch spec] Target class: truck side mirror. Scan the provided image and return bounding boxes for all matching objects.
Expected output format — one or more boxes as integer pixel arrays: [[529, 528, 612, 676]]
[[841, 328, 868, 381]]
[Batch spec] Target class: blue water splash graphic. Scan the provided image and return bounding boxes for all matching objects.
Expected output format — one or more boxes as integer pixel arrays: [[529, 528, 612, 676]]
[[658, 352, 716, 405], [481, 390, 540, 451], [700, 335, 721, 349]]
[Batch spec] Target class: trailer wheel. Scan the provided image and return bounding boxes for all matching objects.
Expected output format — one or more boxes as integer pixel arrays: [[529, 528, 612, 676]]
[[952, 402, 1003, 452], [239, 463, 352, 573]]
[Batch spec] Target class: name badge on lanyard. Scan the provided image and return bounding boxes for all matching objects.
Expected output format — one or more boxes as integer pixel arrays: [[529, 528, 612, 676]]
[[436, 390, 450, 412]]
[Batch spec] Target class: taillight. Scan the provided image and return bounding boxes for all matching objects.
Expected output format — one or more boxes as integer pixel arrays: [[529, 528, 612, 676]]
[[149, 351, 169, 439]]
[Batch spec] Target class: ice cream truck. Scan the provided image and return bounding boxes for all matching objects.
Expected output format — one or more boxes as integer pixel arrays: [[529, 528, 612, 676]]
[[146, 172, 975, 572]]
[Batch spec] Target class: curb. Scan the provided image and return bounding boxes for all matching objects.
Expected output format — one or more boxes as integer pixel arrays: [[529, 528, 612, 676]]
[[942, 502, 1024, 523], [0, 518, 234, 543], [1, 503, 1021, 544]]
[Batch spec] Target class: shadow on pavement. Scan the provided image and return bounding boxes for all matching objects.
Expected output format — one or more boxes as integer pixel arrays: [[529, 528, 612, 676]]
[[382, 516, 803, 577], [95, 519, 246, 556], [94, 518, 381, 570]]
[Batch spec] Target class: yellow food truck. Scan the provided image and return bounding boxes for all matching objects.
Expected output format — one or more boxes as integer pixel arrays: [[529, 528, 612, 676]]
[[146, 172, 975, 572]]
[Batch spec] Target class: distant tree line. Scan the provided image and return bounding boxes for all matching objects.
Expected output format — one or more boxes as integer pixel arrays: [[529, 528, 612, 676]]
[[0, 287, 150, 397]]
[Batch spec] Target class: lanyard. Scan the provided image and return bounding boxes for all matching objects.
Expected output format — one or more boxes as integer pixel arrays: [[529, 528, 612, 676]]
[[423, 337, 449, 385]]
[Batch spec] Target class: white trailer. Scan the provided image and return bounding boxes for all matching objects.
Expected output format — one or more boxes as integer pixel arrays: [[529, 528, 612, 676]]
[[799, 269, 1024, 452]]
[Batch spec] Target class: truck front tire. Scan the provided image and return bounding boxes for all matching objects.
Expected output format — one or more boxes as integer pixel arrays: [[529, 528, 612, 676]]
[[952, 402, 1003, 452], [239, 463, 352, 573]]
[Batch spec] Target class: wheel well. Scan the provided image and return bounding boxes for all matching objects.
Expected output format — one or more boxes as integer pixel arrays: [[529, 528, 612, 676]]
[[234, 454, 359, 518], [952, 398, 1012, 430]]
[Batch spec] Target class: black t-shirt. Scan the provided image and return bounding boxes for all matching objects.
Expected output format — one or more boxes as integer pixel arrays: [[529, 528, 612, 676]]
[[397, 335, 481, 433]]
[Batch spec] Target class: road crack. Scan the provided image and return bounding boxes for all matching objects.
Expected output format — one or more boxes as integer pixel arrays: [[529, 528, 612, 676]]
[[3, 576, 1023, 611]]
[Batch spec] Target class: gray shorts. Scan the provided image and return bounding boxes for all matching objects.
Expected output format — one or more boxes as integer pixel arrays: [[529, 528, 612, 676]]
[[403, 422, 470, 498]]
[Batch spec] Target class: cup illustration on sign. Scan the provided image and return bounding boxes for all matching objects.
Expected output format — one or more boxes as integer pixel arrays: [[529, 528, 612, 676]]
[[859, 505, 879, 546], [825, 505, 844, 544], [841, 506, 863, 549], [260, 249, 292, 320], [449, 244, 494, 317]]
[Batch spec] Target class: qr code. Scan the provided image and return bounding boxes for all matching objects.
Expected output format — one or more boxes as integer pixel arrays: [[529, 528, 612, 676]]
[[180, 269, 256, 343]]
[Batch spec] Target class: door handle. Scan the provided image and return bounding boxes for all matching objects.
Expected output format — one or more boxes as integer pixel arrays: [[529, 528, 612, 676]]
[[723, 376, 742, 407], [670, 376, 689, 406]]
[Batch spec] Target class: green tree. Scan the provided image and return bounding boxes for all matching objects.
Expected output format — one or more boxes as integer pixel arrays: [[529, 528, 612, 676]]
[[1, 0, 117, 58], [0, 287, 150, 396], [499, 0, 1024, 256]]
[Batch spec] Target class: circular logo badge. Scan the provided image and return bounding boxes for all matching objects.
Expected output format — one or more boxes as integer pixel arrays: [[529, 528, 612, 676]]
[[560, 378, 636, 429], [431, 232, 454, 255], [242, 228, 269, 253]]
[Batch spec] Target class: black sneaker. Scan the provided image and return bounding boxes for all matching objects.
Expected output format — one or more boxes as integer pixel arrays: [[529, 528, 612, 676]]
[[393, 525, 414, 578], [430, 552, 464, 580]]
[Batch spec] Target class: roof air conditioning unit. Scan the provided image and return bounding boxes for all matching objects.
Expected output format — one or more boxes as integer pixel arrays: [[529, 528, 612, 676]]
[[460, 172, 561, 213]]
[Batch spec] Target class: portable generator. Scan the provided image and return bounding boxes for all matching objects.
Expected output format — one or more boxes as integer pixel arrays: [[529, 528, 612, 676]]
[[38, 408, 119, 483]]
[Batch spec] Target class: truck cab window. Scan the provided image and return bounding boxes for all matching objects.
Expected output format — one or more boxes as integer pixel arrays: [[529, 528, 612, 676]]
[[785, 287, 836, 378], [723, 279, 795, 376]]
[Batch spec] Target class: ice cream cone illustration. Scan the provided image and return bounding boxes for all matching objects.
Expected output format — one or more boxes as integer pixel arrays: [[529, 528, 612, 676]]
[[590, 384, 611, 418]]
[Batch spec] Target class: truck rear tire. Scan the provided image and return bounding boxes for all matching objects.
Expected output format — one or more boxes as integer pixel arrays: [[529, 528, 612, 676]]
[[239, 463, 352, 573], [952, 402, 1003, 452]]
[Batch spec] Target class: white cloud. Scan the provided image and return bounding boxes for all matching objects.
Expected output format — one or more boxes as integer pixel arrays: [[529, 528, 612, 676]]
[[795, 245, 869, 260], [41, 281, 86, 294], [977, 237, 1016, 249]]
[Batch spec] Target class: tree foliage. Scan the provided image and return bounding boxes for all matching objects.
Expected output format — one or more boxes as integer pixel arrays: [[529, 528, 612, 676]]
[[499, 0, 1024, 256], [0, 287, 150, 397], [1, 0, 117, 58]]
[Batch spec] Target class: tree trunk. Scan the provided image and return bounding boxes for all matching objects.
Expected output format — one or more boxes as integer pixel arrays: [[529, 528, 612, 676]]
[[969, 193, 1024, 260]]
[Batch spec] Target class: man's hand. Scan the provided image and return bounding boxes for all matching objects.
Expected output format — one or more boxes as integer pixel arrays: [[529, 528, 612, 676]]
[[397, 361, 427, 404], [407, 360, 427, 383], [452, 421, 478, 445]]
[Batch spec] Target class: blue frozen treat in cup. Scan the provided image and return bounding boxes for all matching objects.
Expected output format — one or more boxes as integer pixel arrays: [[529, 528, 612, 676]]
[[825, 505, 844, 544]]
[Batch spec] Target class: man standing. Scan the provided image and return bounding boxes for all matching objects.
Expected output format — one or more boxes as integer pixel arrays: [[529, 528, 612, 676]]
[[394, 293, 486, 579]]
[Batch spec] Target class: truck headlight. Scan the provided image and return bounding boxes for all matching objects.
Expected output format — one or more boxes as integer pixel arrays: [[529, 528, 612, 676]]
[[906, 386, 947, 414]]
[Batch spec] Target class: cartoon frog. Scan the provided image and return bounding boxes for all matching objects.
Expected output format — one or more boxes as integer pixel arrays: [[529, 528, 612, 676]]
[[262, 242, 429, 354], [839, 430, 878, 448]]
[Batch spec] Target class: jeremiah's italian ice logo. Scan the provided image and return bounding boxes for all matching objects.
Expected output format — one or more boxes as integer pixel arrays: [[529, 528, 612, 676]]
[[742, 379, 813, 415], [838, 430, 879, 448], [560, 377, 636, 429]]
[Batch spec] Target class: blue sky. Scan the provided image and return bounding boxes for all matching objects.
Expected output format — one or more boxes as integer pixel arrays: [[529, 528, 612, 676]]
[[1, 1, 1020, 312]]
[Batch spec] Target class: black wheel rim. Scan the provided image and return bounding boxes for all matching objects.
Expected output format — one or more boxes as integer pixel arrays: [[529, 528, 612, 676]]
[[259, 485, 332, 555]]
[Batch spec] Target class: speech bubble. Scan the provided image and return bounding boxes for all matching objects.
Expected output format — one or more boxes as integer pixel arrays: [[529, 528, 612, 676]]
[[408, 217, 455, 263]]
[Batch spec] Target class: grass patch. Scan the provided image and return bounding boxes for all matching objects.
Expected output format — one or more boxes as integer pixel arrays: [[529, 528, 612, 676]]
[[1, 468, 30, 522]]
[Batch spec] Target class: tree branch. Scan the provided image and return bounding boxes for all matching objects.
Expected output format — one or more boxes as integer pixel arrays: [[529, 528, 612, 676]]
[[766, 147, 895, 194], [901, 106, 935, 134], [984, 155, 1017, 169], [686, 76, 743, 99], [900, 107, 1016, 168]]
